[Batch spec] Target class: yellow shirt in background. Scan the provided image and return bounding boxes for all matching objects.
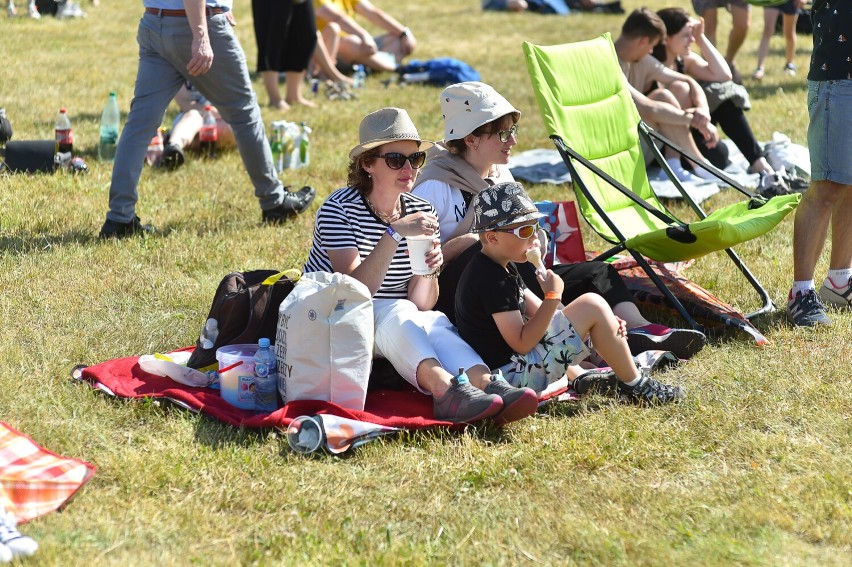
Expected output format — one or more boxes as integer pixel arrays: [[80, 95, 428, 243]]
[[314, 0, 361, 32]]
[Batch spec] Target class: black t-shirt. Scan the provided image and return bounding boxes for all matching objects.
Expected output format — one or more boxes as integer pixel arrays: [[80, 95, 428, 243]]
[[455, 252, 527, 369], [808, 0, 852, 81]]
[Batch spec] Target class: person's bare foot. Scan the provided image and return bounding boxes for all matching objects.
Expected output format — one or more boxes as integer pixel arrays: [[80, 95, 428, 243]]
[[269, 100, 291, 111], [286, 97, 317, 108]]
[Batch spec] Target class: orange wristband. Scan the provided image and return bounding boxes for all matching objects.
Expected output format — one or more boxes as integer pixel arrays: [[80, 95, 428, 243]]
[[544, 291, 561, 301]]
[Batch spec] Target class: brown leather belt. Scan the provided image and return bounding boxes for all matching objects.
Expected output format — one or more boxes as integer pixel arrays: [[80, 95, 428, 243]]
[[145, 6, 227, 17]]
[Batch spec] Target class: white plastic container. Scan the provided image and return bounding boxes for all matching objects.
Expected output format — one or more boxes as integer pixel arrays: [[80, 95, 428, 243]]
[[216, 344, 259, 410]]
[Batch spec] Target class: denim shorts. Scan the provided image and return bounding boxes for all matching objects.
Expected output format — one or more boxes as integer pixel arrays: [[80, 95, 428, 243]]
[[692, 0, 750, 14], [807, 80, 852, 185]]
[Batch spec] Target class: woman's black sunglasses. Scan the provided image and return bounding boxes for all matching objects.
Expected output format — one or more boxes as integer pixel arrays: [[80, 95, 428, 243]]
[[377, 151, 427, 170]]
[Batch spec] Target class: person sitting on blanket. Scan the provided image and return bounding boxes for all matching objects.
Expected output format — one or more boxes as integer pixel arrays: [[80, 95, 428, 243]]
[[455, 181, 686, 404], [303, 107, 538, 425], [614, 7, 723, 183], [411, 81, 706, 361]]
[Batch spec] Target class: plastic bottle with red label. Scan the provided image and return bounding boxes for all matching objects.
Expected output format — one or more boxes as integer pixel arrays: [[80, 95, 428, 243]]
[[55, 108, 74, 155], [199, 105, 218, 159]]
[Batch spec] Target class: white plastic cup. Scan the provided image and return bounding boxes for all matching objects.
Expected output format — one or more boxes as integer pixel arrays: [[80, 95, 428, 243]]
[[407, 235, 435, 275], [286, 416, 325, 454]]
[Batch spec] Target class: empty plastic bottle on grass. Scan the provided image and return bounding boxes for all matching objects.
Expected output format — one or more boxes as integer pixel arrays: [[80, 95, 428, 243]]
[[199, 105, 218, 159], [254, 338, 279, 413], [98, 92, 120, 161], [298, 122, 310, 168], [353, 64, 366, 88], [55, 108, 74, 155]]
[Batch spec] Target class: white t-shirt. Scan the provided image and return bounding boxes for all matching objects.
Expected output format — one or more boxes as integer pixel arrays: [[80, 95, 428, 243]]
[[413, 165, 515, 244]]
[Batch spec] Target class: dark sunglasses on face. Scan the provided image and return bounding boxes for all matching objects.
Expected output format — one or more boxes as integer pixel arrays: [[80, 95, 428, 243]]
[[493, 223, 537, 239], [494, 124, 519, 143], [376, 151, 427, 170]]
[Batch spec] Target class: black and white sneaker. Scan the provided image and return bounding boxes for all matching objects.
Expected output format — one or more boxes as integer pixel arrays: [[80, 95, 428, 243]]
[[617, 375, 685, 405], [788, 289, 830, 327]]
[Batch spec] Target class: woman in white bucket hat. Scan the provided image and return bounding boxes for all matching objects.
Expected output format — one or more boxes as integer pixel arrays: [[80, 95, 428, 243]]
[[412, 82, 706, 365], [303, 107, 538, 424]]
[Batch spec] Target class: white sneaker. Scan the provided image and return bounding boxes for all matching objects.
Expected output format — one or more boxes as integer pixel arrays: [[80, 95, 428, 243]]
[[27, 4, 39, 18], [0, 512, 38, 558], [818, 277, 852, 309]]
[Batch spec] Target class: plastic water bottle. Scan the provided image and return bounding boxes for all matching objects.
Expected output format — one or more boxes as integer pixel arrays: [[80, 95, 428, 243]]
[[200, 318, 218, 350], [254, 338, 279, 413], [98, 92, 120, 161], [55, 108, 74, 155], [146, 128, 164, 166], [199, 105, 218, 159], [298, 122, 310, 168], [353, 64, 366, 88], [270, 128, 283, 173]]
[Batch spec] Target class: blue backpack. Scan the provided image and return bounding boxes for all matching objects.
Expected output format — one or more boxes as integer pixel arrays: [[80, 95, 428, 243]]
[[397, 58, 481, 86]]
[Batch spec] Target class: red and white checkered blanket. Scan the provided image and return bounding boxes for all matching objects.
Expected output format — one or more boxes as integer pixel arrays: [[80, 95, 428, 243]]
[[0, 422, 95, 524]]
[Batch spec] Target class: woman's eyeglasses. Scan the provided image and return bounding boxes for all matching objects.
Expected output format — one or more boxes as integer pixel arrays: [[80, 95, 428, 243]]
[[377, 151, 427, 170], [494, 124, 519, 143], [494, 223, 537, 239]]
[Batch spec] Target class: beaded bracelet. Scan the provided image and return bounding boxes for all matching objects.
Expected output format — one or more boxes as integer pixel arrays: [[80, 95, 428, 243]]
[[422, 265, 443, 279]]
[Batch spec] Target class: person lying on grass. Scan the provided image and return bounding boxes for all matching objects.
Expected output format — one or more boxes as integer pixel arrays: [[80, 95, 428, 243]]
[[454, 181, 686, 404]]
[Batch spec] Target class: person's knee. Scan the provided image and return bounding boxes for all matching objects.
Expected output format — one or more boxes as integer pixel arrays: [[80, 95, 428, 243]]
[[649, 88, 681, 109], [801, 180, 848, 210]]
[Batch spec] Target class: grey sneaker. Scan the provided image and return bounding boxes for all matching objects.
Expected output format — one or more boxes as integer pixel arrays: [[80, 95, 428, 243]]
[[433, 373, 503, 424], [617, 375, 685, 405], [818, 277, 852, 309], [788, 289, 831, 326], [483, 372, 538, 425]]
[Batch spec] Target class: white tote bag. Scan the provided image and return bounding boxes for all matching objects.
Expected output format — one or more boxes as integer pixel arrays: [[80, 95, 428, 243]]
[[275, 272, 373, 411]]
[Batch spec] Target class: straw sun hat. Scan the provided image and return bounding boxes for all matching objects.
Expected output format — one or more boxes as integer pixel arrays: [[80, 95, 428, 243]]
[[348, 107, 434, 160]]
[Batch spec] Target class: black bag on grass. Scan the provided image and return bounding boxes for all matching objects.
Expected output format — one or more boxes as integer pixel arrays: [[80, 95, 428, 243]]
[[186, 270, 296, 370]]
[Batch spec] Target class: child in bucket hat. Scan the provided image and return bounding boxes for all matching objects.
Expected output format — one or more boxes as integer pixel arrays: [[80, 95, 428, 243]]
[[454, 181, 686, 404]]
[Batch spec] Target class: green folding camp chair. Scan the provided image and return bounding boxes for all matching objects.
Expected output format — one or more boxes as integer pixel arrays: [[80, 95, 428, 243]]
[[523, 33, 800, 331]]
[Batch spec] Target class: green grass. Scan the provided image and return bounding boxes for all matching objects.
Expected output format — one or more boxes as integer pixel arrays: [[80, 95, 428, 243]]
[[1, 1, 850, 565]]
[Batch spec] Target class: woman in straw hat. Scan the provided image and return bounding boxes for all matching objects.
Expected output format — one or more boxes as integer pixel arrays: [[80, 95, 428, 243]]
[[303, 107, 538, 425], [412, 81, 706, 366]]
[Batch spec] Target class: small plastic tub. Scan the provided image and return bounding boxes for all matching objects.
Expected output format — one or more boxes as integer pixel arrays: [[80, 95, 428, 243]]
[[216, 344, 259, 410]]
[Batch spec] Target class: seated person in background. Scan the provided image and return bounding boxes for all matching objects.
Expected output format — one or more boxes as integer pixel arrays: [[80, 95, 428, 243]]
[[482, 0, 623, 14], [161, 82, 236, 170], [614, 8, 721, 182], [303, 107, 538, 424], [455, 181, 686, 404], [652, 7, 776, 178], [313, 0, 415, 73], [413, 81, 706, 361]]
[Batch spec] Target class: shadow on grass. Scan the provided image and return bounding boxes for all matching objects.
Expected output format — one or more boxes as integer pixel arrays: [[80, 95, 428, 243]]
[[0, 229, 99, 255]]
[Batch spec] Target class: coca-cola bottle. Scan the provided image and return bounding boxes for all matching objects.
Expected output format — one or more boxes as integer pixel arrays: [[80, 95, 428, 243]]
[[55, 108, 74, 155], [199, 105, 218, 159]]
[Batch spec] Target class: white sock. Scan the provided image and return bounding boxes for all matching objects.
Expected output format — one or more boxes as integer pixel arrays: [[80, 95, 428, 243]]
[[826, 269, 852, 288], [791, 280, 815, 297], [665, 157, 693, 181], [623, 375, 644, 387], [691, 165, 717, 180]]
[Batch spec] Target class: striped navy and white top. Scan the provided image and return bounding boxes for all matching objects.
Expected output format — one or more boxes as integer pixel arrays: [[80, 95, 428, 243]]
[[304, 187, 439, 300]]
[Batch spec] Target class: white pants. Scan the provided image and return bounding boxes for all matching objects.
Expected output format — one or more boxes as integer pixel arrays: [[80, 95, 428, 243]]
[[373, 299, 485, 393]]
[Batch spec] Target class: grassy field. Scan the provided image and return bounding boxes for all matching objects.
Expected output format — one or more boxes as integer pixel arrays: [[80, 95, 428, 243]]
[[1, 1, 850, 565]]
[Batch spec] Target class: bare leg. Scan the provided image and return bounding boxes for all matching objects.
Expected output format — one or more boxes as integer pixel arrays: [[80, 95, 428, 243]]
[[562, 294, 641, 382], [702, 8, 718, 47], [262, 71, 289, 111], [647, 88, 707, 161], [612, 301, 652, 329], [792, 180, 846, 281], [415, 358, 452, 397], [312, 30, 354, 85], [285, 71, 316, 108], [828, 186, 852, 270], [169, 109, 203, 149], [782, 12, 797, 67], [755, 8, 779, 77], [727, 4, 751, 63]]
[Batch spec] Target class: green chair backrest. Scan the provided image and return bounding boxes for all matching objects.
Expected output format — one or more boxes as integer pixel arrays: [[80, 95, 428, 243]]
[[523, 34, 673, 244]]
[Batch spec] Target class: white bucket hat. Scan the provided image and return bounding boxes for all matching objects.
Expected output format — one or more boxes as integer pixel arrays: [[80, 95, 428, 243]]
[[440, 82, 521, 141], [349, 107, 434, 159]]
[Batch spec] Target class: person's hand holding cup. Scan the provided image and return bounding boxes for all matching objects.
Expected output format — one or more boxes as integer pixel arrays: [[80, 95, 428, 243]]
[[393, 212, 441, 276]]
